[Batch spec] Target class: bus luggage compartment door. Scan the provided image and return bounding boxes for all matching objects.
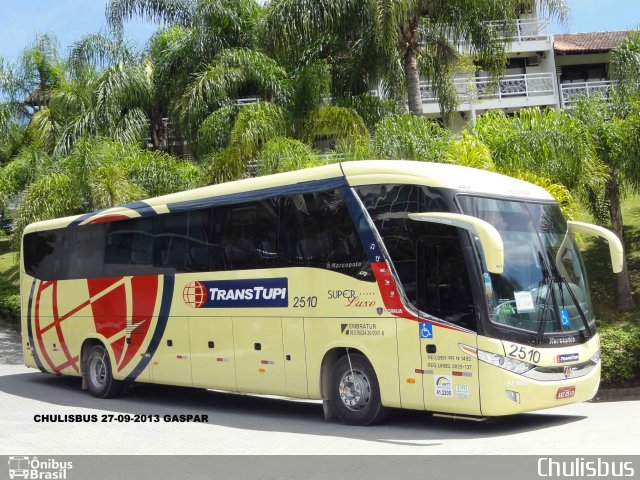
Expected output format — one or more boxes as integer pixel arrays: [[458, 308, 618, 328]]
[[190, 316, 237, 391], [233, 316, 286, 395], [151, 316, 193, 387]]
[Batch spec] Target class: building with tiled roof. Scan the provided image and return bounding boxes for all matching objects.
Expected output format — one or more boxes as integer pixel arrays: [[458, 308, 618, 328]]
[[375, 1, 634, 130], [554, 31, 631, 108], [554, 31, 630, 54]]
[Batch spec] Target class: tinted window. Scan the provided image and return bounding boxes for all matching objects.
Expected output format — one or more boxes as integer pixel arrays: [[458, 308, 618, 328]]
[[212, 199, 279, 271], [104, 217, 155, 276], [356, 184, 476, 329], [280, 190, 369, 279], [417, 233, 476, 330], [24, 190, 371, 281], [71, 223, 106, 278], [154, 212, 189, 271], [23, 230, 72, 281]]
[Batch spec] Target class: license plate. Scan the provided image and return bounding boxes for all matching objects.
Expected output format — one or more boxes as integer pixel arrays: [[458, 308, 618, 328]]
[[556, 386, 576, 399]]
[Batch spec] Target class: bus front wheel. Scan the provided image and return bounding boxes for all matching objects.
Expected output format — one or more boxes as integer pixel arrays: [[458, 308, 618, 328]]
[[84, 345, 123, 398], [330, 353, 388, 425]]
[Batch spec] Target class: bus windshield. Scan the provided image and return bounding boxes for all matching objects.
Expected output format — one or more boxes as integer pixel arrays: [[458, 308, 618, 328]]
[[457, 195, 594, 337]]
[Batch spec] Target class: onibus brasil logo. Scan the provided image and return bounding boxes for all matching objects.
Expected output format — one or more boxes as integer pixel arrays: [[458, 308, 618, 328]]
[[8, 456, 72, 479]]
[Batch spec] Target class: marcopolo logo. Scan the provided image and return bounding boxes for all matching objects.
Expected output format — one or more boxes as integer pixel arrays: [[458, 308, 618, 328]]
[[8, 456, 73, 479], [183, 278, 288, 308]]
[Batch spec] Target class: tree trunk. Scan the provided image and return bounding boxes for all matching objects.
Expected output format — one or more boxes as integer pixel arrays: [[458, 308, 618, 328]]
[[607, 178, 636, 311], [149, 111, 167, 151], [403, 47, 423, 116]]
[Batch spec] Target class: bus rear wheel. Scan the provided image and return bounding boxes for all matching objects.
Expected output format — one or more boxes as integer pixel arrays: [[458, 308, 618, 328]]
[[84, 345, 123, 398], [330, 353, 388, 425]]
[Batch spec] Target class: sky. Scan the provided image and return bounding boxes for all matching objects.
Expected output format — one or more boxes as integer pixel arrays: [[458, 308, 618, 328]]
[[0, 0, 638, 63]]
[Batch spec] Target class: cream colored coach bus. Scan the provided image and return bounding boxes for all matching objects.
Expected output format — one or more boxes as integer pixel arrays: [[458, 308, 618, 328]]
[[20, 160, 622, 425]]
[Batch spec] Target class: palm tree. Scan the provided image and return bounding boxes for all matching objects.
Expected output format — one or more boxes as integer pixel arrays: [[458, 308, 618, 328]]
[[262, 0, 568, 117], [373, 114, 452, 161], [28, 62, 151, 154], [569, 95, 640, 311], [0, 33, 64, 122], [7, 139, 203, 245], [471, 109, 606, 195]]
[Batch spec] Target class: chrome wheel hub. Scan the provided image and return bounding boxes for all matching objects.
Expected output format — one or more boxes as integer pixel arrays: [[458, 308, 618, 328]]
[[338, 369, 371, 411], [89, 354, 107, 387]]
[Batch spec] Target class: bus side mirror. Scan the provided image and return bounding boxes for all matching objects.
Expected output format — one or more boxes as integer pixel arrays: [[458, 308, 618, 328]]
[[408, 212, 505, 274], [567, 221, 624, 273]]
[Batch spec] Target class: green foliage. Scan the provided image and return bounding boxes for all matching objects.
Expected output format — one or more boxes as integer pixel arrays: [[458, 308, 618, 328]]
[[256, 137, 321, 175], [117, 147, 203, 196], [336, 137, 375, 161], [12, 173, 81, 248], [302, 105, 368, 145], [178, 48, 290, 134], [201, 148, 245, 184], [373, 114, 450, 161], [229, 101, 288, 160], [289, 62, 331, 133], [598, 321, 640, 387], [442, 132, 495, 171], [337, 94, 405, 132], [8, 140, 203, 243], [197, 104, 240, 156], [473, 108, 606, 195], [0, 277, 20, 323], [609, 30, 640, 108]]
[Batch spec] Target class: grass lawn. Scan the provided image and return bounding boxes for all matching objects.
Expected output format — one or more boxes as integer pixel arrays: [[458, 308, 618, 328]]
[[0, 238, 19, 290], [0, 238, 19, 288]]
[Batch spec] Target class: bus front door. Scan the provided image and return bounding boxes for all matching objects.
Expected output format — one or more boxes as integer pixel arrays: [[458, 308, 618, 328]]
[[416, 234, 481, 416]]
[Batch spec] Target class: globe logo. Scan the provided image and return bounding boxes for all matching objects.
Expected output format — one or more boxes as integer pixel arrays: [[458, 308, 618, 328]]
[[183, 281, 207, 308]]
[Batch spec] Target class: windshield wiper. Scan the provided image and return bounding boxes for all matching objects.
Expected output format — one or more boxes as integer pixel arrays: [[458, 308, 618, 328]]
[[546, 247, 592, 337], [536, 251, 558, 343]]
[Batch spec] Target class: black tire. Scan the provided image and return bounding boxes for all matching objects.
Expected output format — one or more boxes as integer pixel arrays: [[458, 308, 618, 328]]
[[84, 345, 123, 398], [330, 353, 388, 426]]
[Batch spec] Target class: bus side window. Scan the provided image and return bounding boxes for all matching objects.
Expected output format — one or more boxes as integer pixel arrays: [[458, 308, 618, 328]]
[[186, 208, 214, 272], [71, 224, 105, 279], [104, 217, 154, 276], [212, 199, 279, 271], [154, 212, 189, 271], [280, 190, 369, 278], [23, 230, 71, 281]]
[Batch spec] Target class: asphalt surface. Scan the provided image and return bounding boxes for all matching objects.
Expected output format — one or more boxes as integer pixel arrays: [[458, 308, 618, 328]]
[[1, 323, 639, 455]]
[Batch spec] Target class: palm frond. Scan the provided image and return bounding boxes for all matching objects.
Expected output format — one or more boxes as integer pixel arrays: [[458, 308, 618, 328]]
[[302, 105, 368, 145], [373, 114, 451, 161], [69, 32, 137, 75], [256, 136, 320, 175], [106, 0, 193, 32], [443, 132, 496, 171]]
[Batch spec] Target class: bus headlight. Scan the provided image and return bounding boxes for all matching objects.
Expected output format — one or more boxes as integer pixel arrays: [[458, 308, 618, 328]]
[[477, 349, 535, 375], [589, 349, 600, 364]]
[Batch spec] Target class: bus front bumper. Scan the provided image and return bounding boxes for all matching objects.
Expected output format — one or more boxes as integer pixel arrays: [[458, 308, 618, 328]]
[[479, 361, 600, 416]]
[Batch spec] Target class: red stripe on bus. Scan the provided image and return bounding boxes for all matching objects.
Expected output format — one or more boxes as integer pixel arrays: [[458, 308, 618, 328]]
[[50, 282, 80, 373], [370, 261, 465, 332], [34, 281, 61, 374]]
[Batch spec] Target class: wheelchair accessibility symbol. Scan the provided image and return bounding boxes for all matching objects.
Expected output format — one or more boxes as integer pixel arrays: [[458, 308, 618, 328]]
[[419, 323, 433, 339], [560, 309, 570, 327]]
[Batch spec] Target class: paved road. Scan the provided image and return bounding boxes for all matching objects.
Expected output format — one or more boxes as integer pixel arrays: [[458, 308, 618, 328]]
[[1, 324, 639, 455]]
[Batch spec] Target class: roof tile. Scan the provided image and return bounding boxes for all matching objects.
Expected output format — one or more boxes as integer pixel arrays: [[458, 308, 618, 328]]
[[554, 31, 631, 53]]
